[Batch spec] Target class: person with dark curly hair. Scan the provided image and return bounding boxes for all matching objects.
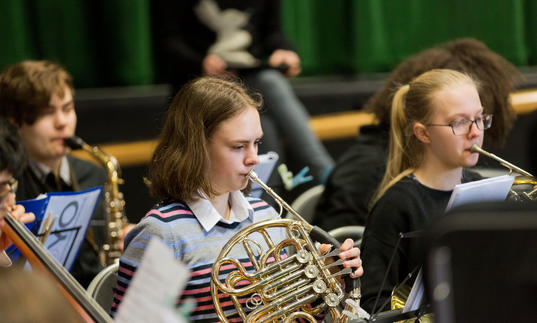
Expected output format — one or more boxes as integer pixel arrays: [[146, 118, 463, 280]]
[[0, 118, 35, 266], [313, 38, 524, 232]]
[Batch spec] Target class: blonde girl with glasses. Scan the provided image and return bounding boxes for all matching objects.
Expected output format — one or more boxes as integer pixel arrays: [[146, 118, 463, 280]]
[[360, 69, 488, 313]]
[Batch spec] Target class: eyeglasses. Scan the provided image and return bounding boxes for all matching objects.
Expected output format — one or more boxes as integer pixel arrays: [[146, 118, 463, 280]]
[[0, 177, 18, 205], [426, 114, 493, 136]]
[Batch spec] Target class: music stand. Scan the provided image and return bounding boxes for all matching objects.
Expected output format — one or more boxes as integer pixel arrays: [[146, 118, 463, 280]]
[[426, 201, 537, 323], [361, 230, 429, 323]]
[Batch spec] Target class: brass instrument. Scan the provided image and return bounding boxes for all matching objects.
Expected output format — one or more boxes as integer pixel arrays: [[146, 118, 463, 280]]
[[210, 171, 362, 322], [391, 284, 433, 323], [471, 144, 537, 201], [65, 136, 126, 266]]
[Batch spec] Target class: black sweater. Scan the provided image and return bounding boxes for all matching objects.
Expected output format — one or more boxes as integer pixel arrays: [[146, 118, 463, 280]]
[[313, 125, 389, 231], [360, 172, 481, 313]]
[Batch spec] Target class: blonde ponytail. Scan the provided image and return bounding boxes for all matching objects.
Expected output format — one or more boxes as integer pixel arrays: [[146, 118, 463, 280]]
[[372, 84, 412, 205]]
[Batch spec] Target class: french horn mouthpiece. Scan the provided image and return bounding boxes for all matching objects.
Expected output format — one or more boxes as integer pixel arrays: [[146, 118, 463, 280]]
[[470, 144, 482, 153]]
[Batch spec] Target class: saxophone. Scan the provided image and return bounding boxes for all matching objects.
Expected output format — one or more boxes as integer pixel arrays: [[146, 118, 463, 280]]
[[65, 136, 126, 266]]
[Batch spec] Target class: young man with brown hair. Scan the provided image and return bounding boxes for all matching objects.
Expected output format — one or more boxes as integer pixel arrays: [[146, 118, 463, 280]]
[[0, 60, 105, 287]]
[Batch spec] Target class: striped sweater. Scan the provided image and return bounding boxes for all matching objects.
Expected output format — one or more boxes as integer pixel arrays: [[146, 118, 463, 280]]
[[111, 196, 284, 322]]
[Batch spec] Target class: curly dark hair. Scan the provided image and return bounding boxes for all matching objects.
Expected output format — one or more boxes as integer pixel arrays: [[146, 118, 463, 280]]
[[365, 38, 524, 146], [0, 118, 27, 177]]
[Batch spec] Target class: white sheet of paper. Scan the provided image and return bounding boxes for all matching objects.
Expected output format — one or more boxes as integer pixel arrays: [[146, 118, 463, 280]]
[[403, 268, 424, 313], [250, 151, 279, 197], [445, 175, 515, 212], [38, 187, 102, 270], [115, 238, 191, 323]]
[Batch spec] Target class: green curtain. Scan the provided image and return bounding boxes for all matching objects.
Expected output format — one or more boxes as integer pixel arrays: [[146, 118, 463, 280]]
[[94, 1, 154, 86], [0, 0, 153, 87], [0, 1, 35, 67], [526, 0, 537, 65], [0, 0, 534, 87], [282, 0, 531, 75], [31, 1, 99, 87]]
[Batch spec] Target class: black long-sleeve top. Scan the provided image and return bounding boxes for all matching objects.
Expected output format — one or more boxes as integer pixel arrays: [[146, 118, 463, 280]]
[[360, 171, 481, 314]]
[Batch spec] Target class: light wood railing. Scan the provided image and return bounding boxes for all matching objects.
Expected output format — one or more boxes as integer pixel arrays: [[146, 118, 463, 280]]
[[72, 88, 537, 167]]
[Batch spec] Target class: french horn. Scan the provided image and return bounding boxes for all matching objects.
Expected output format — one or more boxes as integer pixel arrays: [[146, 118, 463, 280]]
[[471, 144, 537, 201], [210, 171, 363, 322]]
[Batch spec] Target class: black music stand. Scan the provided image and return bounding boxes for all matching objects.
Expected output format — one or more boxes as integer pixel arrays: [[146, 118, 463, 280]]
[[351, 230, 429, 323], [426, 201, 537, 323]]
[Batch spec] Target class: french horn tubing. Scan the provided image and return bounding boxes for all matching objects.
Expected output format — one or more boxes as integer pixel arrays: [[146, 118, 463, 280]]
[[210, 171, 361, 322], [471, 144, 537, 201]]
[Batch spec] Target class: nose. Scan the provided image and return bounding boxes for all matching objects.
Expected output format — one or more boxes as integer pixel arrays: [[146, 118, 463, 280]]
[[467, 120, 482, 139], [244, 146, 259, 167], [54, 110, 69, 128]]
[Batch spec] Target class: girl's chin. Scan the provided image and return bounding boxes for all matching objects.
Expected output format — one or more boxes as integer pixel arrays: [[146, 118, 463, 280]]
[[238, 181, 249, 191], [463, 155, 479, 167]]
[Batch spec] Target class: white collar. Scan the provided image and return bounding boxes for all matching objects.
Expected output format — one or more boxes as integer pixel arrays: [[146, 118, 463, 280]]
[[187, 190, 253, 232], [28, 156, 71, 185]]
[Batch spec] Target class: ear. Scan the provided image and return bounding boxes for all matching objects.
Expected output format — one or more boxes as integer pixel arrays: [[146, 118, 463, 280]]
[[413, 122, 431, 144]]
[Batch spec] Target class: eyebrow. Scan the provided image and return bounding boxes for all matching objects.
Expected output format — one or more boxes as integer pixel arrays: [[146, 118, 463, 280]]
[[447, 109, 484, 119], [229, 134, 264, 144], [46, 99, 74, 110], [62, 100, 74, 108]]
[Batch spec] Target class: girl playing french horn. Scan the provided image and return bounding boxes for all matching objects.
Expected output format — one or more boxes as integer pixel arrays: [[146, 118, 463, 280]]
[[360, 69, 489, 313], [111, 76, 363, 321]]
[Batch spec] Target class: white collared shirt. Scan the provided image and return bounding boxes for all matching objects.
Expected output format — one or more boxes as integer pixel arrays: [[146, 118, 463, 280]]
[[186, 191, 254, 232], [28, 156, 72, 186]]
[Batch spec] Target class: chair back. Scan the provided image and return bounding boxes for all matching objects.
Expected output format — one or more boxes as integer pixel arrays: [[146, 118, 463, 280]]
[[328, 225, 365, 247], [87, 262, 119, 313], [287, 185, 325, 222]]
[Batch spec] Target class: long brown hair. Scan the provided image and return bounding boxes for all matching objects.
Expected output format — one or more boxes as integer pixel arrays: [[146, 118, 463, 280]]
[[148, 77, 262, 202], [372, 69, 478, 204]]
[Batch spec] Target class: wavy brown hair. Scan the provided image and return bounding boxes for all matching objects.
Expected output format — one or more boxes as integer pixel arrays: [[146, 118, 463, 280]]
[[148, 76, 263, 202], [0, 60, 74, 126], [365, 38, 523, 146]]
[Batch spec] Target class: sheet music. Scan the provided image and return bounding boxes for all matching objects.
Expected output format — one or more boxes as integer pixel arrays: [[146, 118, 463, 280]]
[[403, 268, 424, 313], [115, 237, 191, 323], [11, 186, 102, 270], [38, 188, 102, 270], [250, 151, 279, 197], [445, 175, 515, 212]]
